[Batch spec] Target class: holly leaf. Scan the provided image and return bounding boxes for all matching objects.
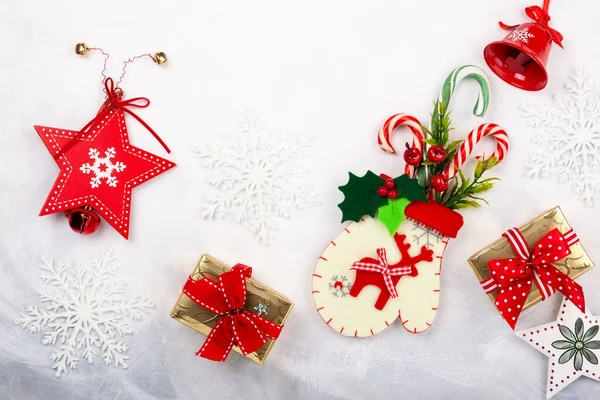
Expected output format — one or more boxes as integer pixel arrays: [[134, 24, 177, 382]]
[[338, 171, 387, 222], [393, 174, 427, 202], [377, 197, 411, 236]]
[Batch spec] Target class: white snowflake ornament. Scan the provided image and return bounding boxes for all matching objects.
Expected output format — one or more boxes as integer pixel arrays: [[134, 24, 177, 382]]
[[194, 111, 321, 245], [15, 251, 154, 377], [516, 296, 600, 398], [522, 69, 600, 206]]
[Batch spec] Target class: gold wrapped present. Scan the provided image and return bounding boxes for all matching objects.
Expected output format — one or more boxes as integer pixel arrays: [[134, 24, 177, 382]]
[[171, 254, 293, 364], [468, 206, 594, 313]]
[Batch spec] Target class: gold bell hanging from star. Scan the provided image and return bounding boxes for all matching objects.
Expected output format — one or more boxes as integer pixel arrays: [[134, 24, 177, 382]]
[[153, 52, 167, 65], [75, 42, 88, 56]]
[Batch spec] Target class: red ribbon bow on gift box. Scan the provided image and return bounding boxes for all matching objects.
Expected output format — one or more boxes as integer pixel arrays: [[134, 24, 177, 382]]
[[182, 264, 282, 362], [499, 4, 564, 48], [480, 227, 585, 329]]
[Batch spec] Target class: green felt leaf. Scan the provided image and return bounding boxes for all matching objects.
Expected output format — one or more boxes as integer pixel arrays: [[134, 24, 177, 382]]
[[338, 171, 387, 222], [393, 174, 428, 202], [377, 197, 411, 236]]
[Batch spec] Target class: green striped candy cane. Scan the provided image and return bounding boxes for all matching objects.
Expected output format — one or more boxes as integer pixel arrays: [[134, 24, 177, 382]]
[[438, 65, 491, 118], [419, 65, 492, 187]]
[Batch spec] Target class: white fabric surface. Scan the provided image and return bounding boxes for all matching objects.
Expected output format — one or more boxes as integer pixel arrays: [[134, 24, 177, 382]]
[[1, 1, 600, 399]]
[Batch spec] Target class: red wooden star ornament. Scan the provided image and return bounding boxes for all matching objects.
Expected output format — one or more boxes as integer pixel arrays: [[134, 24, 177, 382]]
[[35, 51, 175, 238]]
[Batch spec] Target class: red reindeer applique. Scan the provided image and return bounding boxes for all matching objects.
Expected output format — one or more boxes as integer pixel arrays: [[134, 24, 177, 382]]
[[350, 233, 434, 310]]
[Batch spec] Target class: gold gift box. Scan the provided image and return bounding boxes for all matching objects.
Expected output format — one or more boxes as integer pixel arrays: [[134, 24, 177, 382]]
[[170, 254, 294, 364], [468, 206, 594, 311]]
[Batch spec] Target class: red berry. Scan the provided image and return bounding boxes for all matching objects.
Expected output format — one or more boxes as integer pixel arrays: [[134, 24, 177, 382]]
[[403, 143, 421, 166], [431, 174, 448, 192], [377, 186, 389, 197], [384, 179, 396, 189], [65, 206, 101, 235], [387, 190, 399, 199], [427, 145, 447, 164]]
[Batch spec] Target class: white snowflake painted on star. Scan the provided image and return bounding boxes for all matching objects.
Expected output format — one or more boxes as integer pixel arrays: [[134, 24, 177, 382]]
[[516, 296, 600, 398], [522, 69, 600, 206], [508, 28, 535, 43], [194, 111, 321, 245], [80, 147, 126, 188], [15, 251, 154, 377]]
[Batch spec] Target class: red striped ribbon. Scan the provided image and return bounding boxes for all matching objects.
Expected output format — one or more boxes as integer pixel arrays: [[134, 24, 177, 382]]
[[499, 3, 564, 49]]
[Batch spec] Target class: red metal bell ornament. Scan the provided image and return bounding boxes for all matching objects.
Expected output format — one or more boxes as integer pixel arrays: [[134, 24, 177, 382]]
[[483, 0, 563, 91], [65, 205, 101, 235]]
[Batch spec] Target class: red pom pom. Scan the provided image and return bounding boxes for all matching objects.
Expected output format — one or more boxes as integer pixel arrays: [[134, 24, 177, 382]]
[[427, 145, 447, 164], [384, 179, 396, 189], [387, 190, 399, 199], [65, 206, 101, 235], [377, 186, 389, 197], [431, 174, 448, 192]]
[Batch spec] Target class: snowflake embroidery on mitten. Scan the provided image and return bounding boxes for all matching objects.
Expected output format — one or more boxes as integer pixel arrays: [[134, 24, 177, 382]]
[[329, 275, 352, 298], [80, 147, 126, 188], [412, 224, 443, 249]]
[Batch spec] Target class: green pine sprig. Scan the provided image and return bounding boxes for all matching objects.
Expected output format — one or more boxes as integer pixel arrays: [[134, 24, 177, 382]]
[[419, 100, 463, 182], [439, 157, 500, 209], [423, 100, 452, 148]]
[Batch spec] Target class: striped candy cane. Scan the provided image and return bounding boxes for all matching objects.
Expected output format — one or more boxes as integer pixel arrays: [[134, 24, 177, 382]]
[[438, 65, 491, 118], [377, 113, 425, 178], [443, 123, 509, 179]]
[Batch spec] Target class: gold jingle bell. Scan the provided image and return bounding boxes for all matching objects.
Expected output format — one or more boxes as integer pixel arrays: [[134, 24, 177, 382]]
[[75, 42, 88, 56], [153, 52, 167, 65]]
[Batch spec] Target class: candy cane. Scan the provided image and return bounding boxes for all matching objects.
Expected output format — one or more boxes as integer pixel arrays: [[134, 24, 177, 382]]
[[377, 113, 425, 178], [443, 123, 509, 179], [438, 65, 491, 118]]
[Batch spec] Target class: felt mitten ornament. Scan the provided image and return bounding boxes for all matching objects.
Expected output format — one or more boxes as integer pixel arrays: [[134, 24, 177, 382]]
[[34, 44, 175, 239], [312, 66, 510, 337]]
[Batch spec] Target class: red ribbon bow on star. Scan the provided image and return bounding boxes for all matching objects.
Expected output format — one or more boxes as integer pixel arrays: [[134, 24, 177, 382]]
[[499, 4, 564, 49], [182, 264, 282, 362], [351, 248, 413, 298], [58, 77, 170, 157], [480, 227, 584, 329]]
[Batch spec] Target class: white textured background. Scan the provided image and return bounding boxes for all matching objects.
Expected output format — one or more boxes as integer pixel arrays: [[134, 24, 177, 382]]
[[1, 0, 600, 399]]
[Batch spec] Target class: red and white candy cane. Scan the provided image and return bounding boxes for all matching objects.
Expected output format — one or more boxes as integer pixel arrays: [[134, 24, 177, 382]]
[[443, 123, 509, 179], [377, 113, 425, 178]]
